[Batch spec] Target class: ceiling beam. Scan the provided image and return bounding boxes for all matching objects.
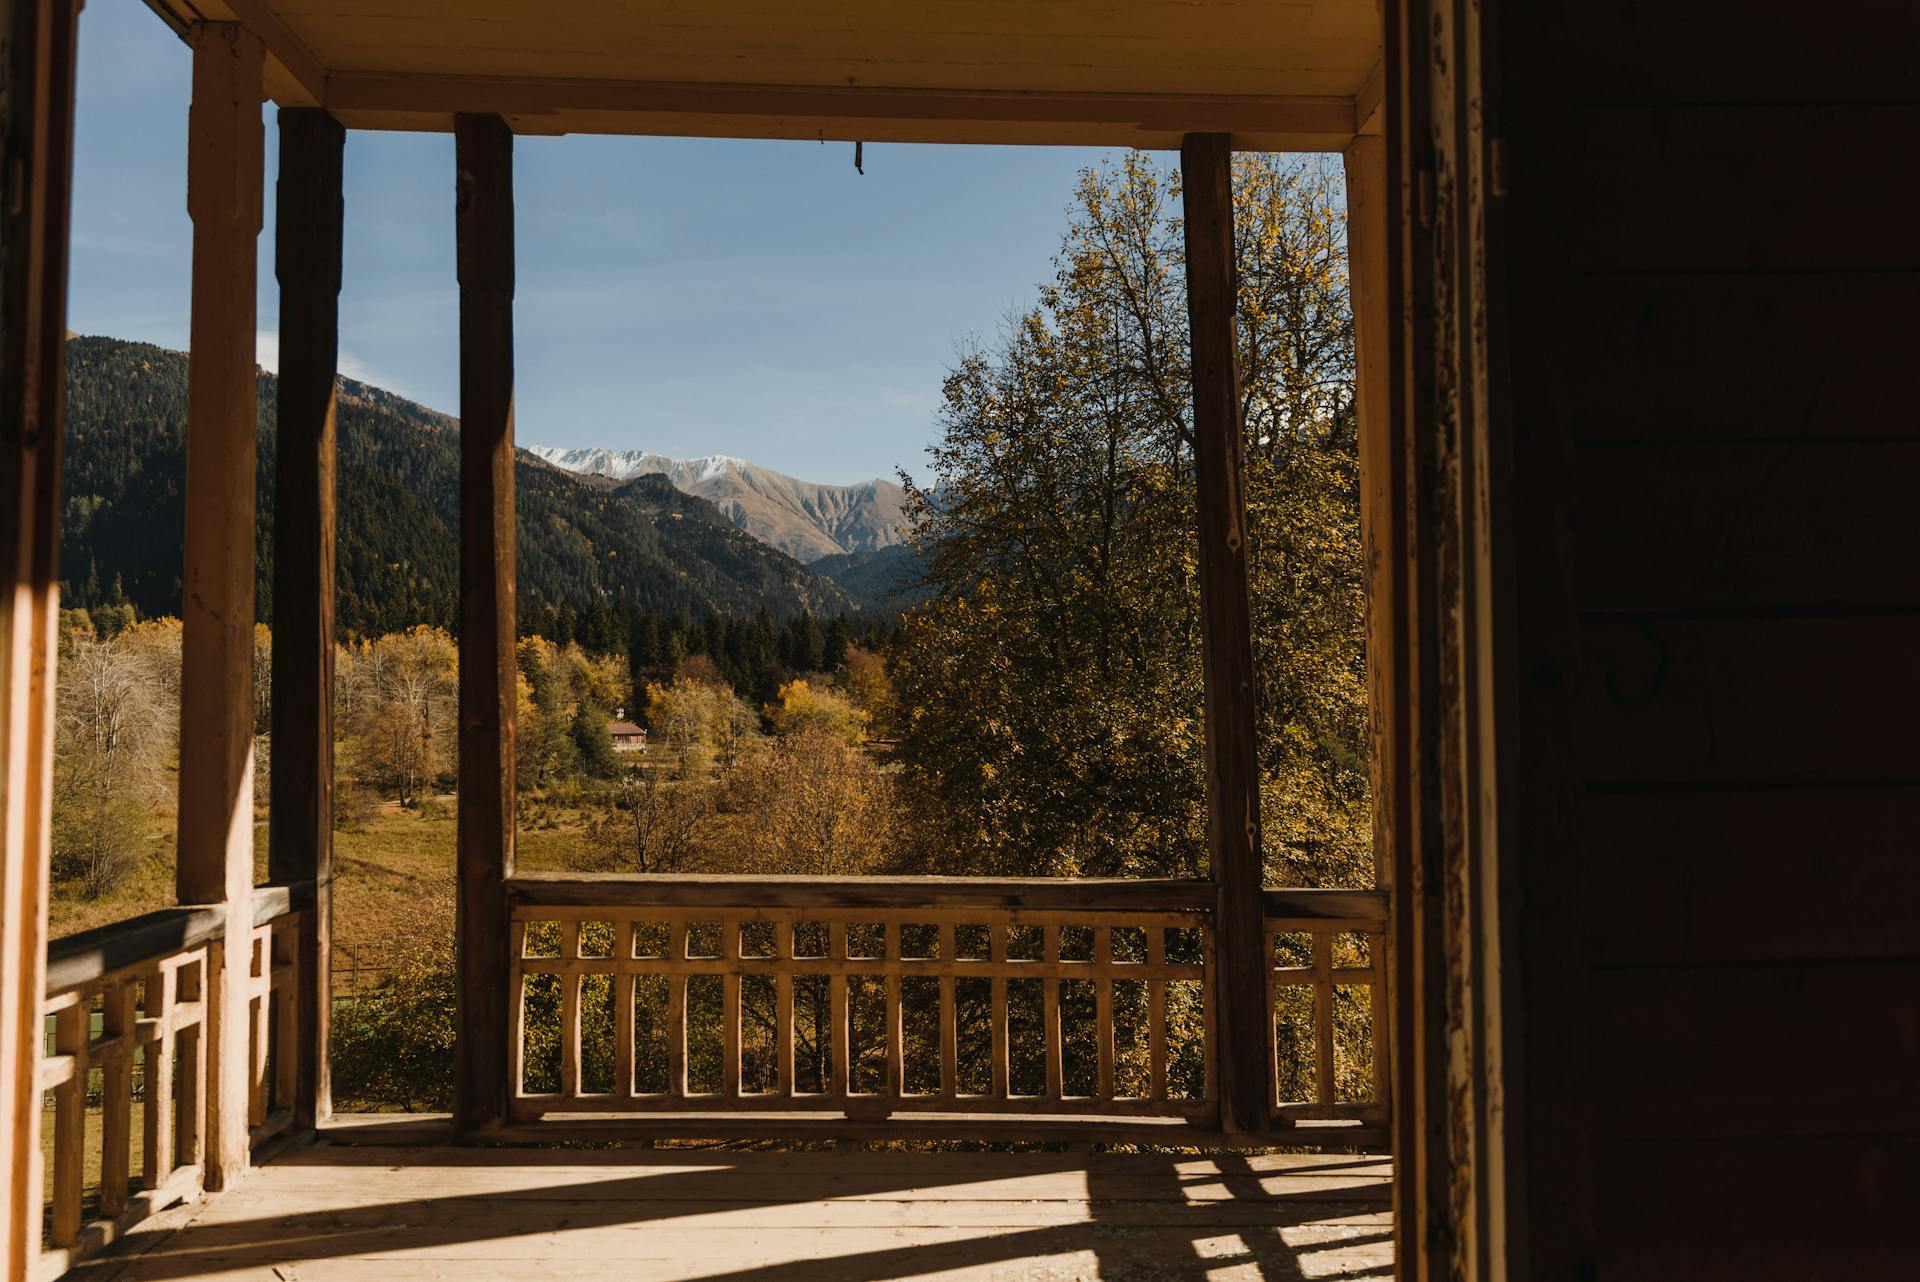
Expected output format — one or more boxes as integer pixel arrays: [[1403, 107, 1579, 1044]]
[[1354, 60, 1385, 135], [323, 74, 1360, 147], [218, 0, 326, 104]]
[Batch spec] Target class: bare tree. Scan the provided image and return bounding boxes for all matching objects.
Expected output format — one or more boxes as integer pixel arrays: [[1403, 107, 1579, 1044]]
[[53, 632, 169, 896]]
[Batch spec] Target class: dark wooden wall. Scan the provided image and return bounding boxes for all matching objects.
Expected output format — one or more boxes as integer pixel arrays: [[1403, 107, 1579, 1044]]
[[1492, 3, 1920, 1277]]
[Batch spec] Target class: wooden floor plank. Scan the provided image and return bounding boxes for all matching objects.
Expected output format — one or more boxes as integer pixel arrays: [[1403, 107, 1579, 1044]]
[[83, 1143, 1395, 1281]]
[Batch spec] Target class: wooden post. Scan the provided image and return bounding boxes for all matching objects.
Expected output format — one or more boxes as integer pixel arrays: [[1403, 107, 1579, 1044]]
[[0, 1, 80, 1275], [176, 22, 265, 1192], [1181, 132, 1269, 1139], [268, 107, 345, 1134], [452, 112, 517, 1132], [1344, 135, 1399, 899]]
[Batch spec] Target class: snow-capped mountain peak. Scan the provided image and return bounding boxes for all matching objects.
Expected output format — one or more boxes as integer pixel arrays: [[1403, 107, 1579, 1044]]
[[527, 444, 908, 564]]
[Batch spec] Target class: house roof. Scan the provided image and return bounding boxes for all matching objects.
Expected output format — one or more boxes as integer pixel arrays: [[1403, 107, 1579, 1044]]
[[144, 1, 1381, 150], [606, 721, 646, 737]]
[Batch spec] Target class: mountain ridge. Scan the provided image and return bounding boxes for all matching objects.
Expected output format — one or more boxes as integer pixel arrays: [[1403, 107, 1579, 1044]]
[[59, 336, 858, 634], [528, 445, 910, 565]]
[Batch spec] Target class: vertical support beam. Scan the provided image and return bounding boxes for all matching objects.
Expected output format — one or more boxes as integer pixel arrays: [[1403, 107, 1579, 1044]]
[[1345, 135, 1398, 897], [1181, 131, 1269, 1139], [175, 21, 264, 1193], [268, 106, 344, 1135], [452, 112, 516, 1133], [1346, 131, 1403, 1147], [0, 1, 80, 1275]]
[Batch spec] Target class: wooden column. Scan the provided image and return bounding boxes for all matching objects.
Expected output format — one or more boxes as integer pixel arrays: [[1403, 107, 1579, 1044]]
[[176, 22, 264, 1191], [1345, 135, 1400, 896], [268, 107, 345, 1134], [1180, 132, 1268, 1139], [453, 113, 517, 1132], [0, 2, 80, 1276]]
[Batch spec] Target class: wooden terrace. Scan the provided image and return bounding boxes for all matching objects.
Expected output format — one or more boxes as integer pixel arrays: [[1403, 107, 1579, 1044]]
[[69, 1144, 1392, 1281], [12, 1, 1401, 1280]]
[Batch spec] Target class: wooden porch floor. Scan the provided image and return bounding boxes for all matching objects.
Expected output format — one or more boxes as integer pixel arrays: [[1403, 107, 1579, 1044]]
[[73, 1144, 1393, 1281]]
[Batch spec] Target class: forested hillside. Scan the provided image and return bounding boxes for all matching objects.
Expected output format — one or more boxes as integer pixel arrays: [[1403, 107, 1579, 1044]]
[[60, 336, 855, 635]]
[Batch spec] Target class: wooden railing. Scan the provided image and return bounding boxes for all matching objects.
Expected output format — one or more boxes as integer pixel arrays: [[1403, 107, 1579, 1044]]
[[508, 874, 1388, 1144], [508, 875, 1217, 1128], [37, 885, 305, 1279], [1265, 888, 1392, 1135]]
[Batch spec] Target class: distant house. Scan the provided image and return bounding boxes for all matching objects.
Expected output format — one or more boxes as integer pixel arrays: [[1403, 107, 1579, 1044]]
[[607, 720, 647, 752]]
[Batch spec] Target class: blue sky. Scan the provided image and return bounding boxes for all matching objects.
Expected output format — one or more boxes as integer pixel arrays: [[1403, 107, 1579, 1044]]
[[68, 2, 1131, 484]]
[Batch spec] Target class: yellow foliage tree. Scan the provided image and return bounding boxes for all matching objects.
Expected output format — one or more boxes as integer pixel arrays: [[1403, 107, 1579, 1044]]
[[767, 678, 867, 745]]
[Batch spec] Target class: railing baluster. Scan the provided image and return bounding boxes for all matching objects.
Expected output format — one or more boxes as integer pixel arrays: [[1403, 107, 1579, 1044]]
[[667, 921, 688, 1098], [1095, 927, 1114, 1101], [939, 923, 957, 1099], [177, 954, 206, 1171], [483, 881, 1367, 1131], [273, 920, 298, 1115], [614, 921, 636, 1100], [508, 920, 527, 1098], [1314, 931, 1336, 1106], [560, 921, 581, 1098], [829, 921, 849, 1097], [1148, 929, 1167, 1101], [775, 921, 794, 1097], [101, 981, 135, 1218], [143, 964, 175, 1189], [248, 928, 269, 1128], [885, 921, 904, 1097], [722, 920, 741, 1098], [1043, 925, 1062, 1102], [51, 998, 85, 1247], [1200, 926, 1217, 1108], [1370, 930, 1390, 1111], [1267, 927, 1282, 1107], [990, 924, 1009, 1100]]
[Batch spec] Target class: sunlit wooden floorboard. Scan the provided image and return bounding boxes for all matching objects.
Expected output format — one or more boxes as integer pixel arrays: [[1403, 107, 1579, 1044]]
[[75, 1145, 1393, 1281]]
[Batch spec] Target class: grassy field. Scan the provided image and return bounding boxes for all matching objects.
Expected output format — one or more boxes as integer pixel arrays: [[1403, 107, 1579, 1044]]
[[49, 797, 596, 972]]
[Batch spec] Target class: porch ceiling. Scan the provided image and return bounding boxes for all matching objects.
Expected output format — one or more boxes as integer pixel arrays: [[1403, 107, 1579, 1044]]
[[146, 0, 1382, 149]]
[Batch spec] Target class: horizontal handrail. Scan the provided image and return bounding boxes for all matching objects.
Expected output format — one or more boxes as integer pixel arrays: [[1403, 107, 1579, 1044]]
[[45, 905, 226, 998], [508, 873, 1218, 913], [45, 881, 314, 999], [1262, 888, 1391, 1130], [1261, 886, 1388, 925]]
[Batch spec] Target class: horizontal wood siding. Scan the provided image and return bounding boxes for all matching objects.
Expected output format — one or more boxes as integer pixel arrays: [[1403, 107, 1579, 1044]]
[[1493, 0, 1920, 1275]]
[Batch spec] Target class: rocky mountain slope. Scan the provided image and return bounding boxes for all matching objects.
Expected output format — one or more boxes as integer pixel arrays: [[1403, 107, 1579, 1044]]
[[60, 337, 855, 633], [527, 445, 910, 564]]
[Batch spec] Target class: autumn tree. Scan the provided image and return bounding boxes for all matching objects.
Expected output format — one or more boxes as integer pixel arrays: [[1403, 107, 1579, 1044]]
[[52, 631, 170, 896], [337, 625, 458, 805], [727, 728, 896, 876], [892, 151, 1369, 886], [767, 678, 867, 744], [580, 767, 713, 874]]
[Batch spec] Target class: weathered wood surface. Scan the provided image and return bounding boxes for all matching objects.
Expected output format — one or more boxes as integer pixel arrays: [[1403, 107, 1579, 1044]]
[[1561, 274, 1920, 443], [509, 899, 1215, 1124], [1575, 443, 1920, 612], [268, 106, 345, 1136], [1181, 131, 1270, 1143], [1592, 961, 1920, 1138], [79, 1145, 1394, 1281], [40, 942, 212, 1276], [156, 0, 1382, 148], [1579, 786, 1920, 966], [44, 906, 226, 996], [177, 21, 266, 1196], [453, 112, 518, 1133], [509, 873, 1219, 912], [0, 1, 81, 1276], [1488, 0, 1920, 1276], [1578, 616, 1920, 782]]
